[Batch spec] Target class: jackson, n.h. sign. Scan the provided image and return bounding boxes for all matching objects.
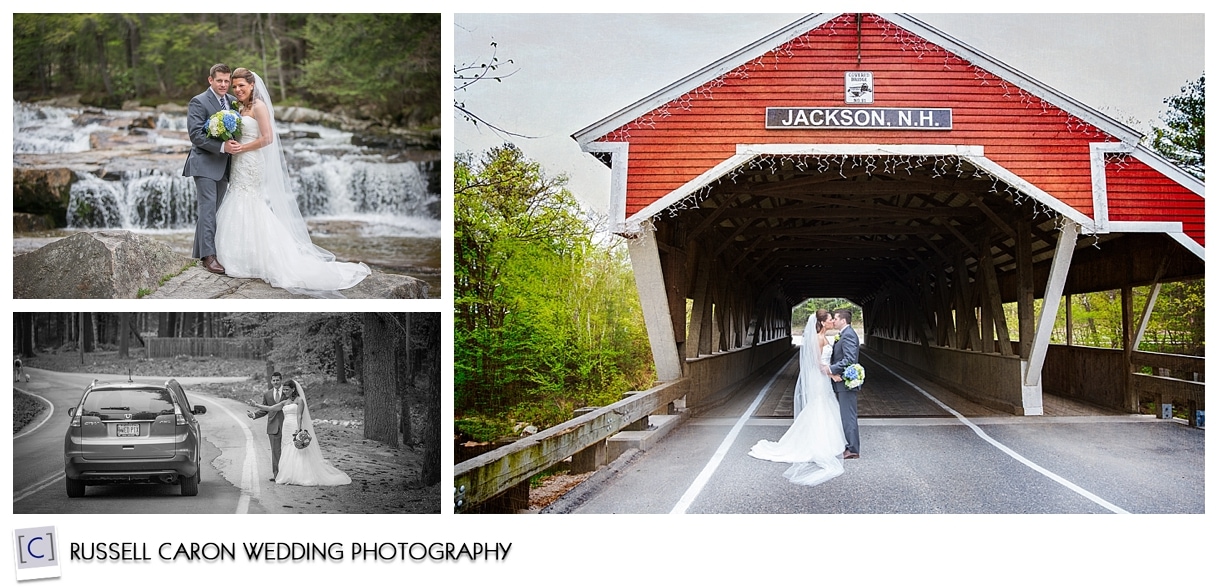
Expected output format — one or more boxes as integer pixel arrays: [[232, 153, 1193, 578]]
[[765, 107, 952, 130]]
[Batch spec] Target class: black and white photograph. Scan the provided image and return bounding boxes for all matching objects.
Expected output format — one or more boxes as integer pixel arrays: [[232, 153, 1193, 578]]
[[12, 13, 440, 299], [13, 312, 440, 514]]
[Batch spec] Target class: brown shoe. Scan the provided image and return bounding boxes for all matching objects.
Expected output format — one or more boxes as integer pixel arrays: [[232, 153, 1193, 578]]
[[202, 255, 226, 275], [843, 451, 860, 459]]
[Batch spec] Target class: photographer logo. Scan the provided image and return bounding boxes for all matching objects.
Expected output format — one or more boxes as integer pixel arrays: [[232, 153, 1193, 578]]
[[13, 526, 61, 580]]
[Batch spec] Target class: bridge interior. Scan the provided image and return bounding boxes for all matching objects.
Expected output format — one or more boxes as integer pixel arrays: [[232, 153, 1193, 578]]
[[643, 152, 1202, 416]]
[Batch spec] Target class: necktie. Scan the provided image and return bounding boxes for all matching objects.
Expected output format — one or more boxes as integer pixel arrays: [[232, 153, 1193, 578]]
[[274, 389, 280, 402], [219, 94, 227, 110]]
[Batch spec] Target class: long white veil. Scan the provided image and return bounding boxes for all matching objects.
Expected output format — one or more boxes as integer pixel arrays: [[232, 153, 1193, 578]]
[[290, 381, 351, 486], [250, 72, 339, 264], [792, 315, 820, 417]]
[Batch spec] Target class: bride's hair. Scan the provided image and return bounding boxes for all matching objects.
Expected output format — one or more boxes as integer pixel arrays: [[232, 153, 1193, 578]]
[[283, 379, 301, 399], [814, 309, 830, 333], [231, 67, 258, 102]]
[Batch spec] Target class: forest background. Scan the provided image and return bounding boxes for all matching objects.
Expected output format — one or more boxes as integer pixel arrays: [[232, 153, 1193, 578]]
[[12, 13, 440, 128]]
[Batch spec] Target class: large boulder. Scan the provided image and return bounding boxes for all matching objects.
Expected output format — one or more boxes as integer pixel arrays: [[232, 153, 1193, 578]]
[[14, 212, 54, 233], [13, 230, 192, 299]]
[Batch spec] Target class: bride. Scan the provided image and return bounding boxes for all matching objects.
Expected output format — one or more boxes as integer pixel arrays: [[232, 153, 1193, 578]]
[[215, 67, 370, 297], [749, 308, 847, 487], [250, 380, 351, 486]]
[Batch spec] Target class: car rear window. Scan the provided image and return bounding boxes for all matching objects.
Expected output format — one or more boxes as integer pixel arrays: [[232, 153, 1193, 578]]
[[81, 388, 176, 421]]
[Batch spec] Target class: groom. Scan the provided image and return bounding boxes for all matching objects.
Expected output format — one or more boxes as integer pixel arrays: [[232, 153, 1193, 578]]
[[246, 372, 286, 481], [824, 308, 861, 459], [182, 63, 233, 275]]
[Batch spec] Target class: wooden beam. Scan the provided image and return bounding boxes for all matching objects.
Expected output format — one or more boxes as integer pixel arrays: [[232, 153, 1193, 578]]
[[627, 227, 683, 382], [1023, 221, 1081, 416]]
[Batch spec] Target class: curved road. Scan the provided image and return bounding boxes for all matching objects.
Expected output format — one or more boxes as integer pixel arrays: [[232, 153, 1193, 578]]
[[14, 368, 285, 514]]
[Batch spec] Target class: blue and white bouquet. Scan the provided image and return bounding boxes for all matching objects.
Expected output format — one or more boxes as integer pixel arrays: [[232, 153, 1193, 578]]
[[206, 109, 243, 141], [843, 363, 866, 389]]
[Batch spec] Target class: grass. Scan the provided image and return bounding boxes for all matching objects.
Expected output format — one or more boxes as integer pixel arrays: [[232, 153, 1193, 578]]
[[137, 288, 151, 298]]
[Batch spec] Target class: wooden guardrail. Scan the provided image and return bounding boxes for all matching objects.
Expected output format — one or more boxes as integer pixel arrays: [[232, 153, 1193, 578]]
[[1130, 350, 1204, 426], [454, 378, 689, 513]]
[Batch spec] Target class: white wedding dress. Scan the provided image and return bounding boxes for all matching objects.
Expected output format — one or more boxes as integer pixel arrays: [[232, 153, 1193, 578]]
[[276, 396, 351, 486], [214, 115, 370, 296], [749, 327, 847, 487]]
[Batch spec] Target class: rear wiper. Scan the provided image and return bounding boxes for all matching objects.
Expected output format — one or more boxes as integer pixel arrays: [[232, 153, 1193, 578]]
[[100, 406, 130, 410]]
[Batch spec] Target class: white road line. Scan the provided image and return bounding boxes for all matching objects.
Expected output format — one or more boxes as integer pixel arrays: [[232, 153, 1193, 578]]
[[13, 388, 55, 440], [866, 353, 1131, 514], [198, 396, 260, 514], [14, 472, 65, 503], [670, 353, 798, 514]]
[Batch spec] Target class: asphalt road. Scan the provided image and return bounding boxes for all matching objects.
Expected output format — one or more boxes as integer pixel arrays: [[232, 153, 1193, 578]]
[[13, 368, 282, 514], [564, 354, 1204, 514]]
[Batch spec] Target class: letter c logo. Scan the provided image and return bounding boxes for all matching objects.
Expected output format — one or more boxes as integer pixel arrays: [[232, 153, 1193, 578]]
[[27, 536, 45, 559]]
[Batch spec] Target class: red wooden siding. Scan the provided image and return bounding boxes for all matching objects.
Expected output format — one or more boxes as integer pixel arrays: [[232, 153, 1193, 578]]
[[1106, 157, 1205, 247], [598, 14, 1202, 248]]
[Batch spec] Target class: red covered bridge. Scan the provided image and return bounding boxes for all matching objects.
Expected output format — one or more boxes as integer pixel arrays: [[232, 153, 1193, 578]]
[[455, 13, 1204, 512], [571, 12, 1203, 417]]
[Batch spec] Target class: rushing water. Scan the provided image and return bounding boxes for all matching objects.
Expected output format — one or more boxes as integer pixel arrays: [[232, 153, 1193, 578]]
[[14, 101, 441, 295]]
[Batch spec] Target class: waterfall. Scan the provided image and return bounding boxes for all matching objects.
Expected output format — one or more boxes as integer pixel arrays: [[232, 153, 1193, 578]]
[[19, 102, 439, 237]]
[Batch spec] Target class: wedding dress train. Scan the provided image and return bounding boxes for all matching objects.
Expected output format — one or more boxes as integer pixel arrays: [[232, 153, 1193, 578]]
[[749, 323, 847, 487], [276, 395, 351, 486], [214, 115, 370, 296]]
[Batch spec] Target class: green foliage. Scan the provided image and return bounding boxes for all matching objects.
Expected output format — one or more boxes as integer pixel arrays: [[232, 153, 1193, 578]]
[[12, 13, 438, 128], [792, 298, 861, 333], [1000, 280, 1203, 354], [300, 14, 439, 126], [1150, 75, 1204, 179], [136, 288, 151, 298], [455, 146, 654, 430], [454, 416, 514, 443]]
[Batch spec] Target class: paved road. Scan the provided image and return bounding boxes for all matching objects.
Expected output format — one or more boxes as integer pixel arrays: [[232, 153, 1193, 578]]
[[13, 368, 293, 514], [562, 351, 1204, 514]]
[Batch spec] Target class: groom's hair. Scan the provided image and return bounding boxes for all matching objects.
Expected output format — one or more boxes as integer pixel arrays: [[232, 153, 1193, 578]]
[[833, 308, 853, 324], [209, 63, 232, 78]]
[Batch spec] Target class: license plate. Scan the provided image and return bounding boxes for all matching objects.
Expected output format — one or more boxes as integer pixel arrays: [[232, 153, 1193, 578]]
[[117, 423, 140, 437]]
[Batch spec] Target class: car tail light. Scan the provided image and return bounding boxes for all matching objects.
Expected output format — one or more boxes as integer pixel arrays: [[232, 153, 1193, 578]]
[[70, 409, 81, 427], [175, 404, 187, 426]]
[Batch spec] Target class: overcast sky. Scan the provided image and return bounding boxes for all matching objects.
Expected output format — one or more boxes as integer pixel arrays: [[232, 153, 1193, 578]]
[[453, 13, 1204, 214]]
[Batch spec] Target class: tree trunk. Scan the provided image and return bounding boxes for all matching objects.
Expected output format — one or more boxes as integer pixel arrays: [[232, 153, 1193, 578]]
[[119, 313, 130, 358], [361, 313, 397, 447], [78, 313, 86, 364], [396, 313, 412, 446], [416, 313, 440, 486], [334, 336, 347, 384]]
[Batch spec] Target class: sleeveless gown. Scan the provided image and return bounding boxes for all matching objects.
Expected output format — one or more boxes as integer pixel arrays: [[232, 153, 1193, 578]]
[[214, 115, 370, 293], [276, 402, 351, 486], [749, 339, 847, 487]]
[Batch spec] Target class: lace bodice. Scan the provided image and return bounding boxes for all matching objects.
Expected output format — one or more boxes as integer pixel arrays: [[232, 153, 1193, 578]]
[[227, 115, 263, 195]]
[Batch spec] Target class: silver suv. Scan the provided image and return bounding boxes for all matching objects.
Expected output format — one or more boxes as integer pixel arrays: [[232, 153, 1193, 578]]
[[64, 379, 207, 497]]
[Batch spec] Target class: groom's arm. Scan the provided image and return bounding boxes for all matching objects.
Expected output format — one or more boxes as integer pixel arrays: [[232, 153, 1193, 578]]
[[186, 96, 225, 154], [829, 330, 860, 375]]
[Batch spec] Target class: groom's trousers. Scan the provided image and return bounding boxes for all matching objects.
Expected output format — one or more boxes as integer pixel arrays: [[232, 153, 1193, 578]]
[[268, 431, 283, 476], [191, 177, 228, 259], [837, 387, 860, 454]]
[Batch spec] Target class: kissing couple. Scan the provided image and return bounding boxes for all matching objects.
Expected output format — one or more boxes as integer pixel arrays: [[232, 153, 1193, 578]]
[[749, 308, 863, 487], [245, 372, 350, 486], [182, 63, 370, 297]]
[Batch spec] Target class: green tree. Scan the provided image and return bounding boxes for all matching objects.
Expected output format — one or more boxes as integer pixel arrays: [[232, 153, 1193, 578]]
[[455, 146, 653, 434], [1151, 74, 1204, 179]]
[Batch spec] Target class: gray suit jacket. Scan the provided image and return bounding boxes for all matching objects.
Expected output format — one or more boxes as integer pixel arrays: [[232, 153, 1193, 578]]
[[829, 325, 860, 394], [250, 388, 286, 435], [182, 88, 231, 181]]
